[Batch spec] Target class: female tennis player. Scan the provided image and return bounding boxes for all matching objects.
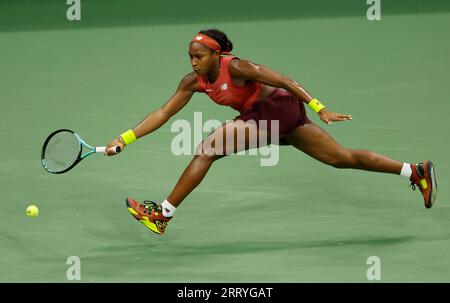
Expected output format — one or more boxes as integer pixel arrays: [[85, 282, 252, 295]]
[[105, 29, 437, 235]]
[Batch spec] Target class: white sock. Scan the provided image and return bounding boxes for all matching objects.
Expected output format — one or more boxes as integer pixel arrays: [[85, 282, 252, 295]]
[[161, 199, 176, 217], [400, 162, 412, 178]]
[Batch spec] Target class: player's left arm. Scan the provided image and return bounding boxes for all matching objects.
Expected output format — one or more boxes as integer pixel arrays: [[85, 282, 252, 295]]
[[229, 58, 313, 103], [229, 59, 352, 124]]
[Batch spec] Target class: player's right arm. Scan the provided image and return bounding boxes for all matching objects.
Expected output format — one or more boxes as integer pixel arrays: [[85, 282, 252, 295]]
[[105, 72, 198, 156]]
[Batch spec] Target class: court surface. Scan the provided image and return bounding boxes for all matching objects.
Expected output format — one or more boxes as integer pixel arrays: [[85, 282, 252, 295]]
[[1, 1, 449, 282]]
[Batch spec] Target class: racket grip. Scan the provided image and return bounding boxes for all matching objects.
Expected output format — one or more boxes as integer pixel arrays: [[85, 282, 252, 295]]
[[96, 147, 106, 153], [95, 146, 121, 154]]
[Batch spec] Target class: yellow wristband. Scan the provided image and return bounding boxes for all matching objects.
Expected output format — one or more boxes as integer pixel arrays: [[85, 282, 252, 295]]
[[120, 129, 137, 145], [308, 98, 326, 113]]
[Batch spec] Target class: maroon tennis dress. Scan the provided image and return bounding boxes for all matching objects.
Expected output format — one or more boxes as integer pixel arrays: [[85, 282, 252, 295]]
[[196, 55, 311, 136]]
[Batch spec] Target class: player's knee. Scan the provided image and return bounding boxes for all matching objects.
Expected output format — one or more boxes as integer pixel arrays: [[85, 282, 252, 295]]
[[325, 150, 353, 168], [194, 143, 222, 163], [194, 154, 218, 164], [351, 149, 378, 167], [327, 158, 346, 168]]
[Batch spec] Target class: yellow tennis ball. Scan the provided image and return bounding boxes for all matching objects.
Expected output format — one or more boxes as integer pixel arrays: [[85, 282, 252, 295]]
[[26, 205, 39, 218]]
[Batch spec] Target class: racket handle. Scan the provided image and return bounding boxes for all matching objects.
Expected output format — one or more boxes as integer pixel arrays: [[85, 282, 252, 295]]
[[95, 146, 122, 154]]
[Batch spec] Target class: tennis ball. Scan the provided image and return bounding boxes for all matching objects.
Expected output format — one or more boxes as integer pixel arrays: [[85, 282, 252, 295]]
[[26, 205, 39, 218]]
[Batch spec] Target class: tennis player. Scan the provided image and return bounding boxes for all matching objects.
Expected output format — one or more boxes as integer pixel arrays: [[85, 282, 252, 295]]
[[105, 29, 437, 235]]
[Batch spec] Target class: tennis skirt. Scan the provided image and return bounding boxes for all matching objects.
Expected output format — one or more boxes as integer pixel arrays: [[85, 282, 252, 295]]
[[235, 88, 311, 136]]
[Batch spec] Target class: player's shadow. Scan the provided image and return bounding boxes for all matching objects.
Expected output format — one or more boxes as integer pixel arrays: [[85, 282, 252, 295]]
[[92, 235, 416, 257], [165, 235, 416, 256]]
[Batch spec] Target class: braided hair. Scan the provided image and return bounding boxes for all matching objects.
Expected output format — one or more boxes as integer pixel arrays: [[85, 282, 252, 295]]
[[198, 28, 233, 53]]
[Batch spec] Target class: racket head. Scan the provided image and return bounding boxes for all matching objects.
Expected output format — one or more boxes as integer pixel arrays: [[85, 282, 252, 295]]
[[41, 129, 83, 174]]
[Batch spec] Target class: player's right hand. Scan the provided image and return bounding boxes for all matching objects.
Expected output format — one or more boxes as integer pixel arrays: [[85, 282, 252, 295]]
[[105, 137, 125, 156]]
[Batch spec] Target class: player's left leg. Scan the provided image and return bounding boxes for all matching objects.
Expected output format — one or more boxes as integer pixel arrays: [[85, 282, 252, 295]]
[[284, 121, 437, 208], [126, 119, 271, 234]]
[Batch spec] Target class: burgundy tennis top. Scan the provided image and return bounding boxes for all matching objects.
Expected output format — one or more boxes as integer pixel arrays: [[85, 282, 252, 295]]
[[196, 56, 263, 113]]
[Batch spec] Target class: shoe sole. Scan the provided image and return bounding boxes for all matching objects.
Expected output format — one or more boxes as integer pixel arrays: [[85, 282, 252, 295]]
[[426, 161, 437, 208], [125, 198, 162, 234]]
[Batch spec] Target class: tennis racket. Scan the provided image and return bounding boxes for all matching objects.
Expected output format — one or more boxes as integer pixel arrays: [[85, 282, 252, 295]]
[[41, 129, 121, 174]]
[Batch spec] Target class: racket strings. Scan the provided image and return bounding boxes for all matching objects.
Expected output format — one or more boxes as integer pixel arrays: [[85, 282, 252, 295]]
[[43, 132, 81, 172]]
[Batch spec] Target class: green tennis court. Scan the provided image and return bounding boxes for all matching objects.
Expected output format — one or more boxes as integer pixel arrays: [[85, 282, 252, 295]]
[[1, 0, 449, 282]]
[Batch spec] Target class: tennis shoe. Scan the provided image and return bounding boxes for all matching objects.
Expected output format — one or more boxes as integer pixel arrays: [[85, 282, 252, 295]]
[[409, 161, 437, 208], [125, 197, 171, 234]]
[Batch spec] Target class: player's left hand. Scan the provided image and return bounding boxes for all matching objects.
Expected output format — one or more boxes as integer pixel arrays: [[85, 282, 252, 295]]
[[318, 108, 352, 125]]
